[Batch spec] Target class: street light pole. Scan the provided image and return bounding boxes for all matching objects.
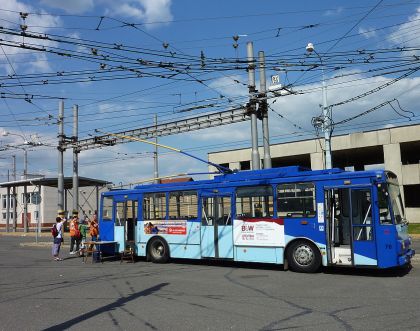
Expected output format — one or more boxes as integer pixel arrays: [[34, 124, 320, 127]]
[[306, 43, 332, 169], [23, 148, 27, 179]]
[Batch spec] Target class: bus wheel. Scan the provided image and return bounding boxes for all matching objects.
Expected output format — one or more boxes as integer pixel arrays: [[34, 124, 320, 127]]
[[286, 240, 321, 273], [148, 237, 169, 263]]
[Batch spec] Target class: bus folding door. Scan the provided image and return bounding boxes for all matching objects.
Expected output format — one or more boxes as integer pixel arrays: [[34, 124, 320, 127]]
[[325, 187, 377, 267], [201, 194, 233, 259], [115, 198, 138, 254]]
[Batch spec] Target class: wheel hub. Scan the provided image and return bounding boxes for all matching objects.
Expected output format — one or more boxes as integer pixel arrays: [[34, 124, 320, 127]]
[[294, 245, 314, 266]]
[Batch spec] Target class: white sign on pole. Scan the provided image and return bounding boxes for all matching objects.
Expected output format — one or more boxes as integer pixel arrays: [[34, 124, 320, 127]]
[[271, 75, 280, 85]]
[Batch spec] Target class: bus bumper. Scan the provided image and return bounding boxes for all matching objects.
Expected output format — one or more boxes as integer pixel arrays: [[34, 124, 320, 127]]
[[399, 249, 415, 266]]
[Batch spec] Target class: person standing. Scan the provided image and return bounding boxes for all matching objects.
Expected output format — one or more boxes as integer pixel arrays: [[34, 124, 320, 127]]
[[79, 217, 88, 257], [52, 214, 67, 261], [89, 212, 99, 241], [69, 214, 81, 254]]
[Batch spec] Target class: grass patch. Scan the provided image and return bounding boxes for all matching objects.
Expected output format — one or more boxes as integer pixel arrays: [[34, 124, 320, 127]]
[[408, 223, 420, 234]]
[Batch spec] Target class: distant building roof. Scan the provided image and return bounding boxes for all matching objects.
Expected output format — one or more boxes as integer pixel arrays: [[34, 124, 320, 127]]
[[159, 177, 193, 184], [0, 176, 111, 189]]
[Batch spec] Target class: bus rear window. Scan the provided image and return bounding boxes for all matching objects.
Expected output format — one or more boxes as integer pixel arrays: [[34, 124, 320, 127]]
[[277, 183, 316, 218]]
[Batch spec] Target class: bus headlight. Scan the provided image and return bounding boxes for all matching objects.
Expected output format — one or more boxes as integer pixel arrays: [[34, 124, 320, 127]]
[[399, 241, 405, 255]]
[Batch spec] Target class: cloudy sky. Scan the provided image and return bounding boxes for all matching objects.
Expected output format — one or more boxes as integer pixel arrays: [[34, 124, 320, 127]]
[[0, 0, 419, 185]]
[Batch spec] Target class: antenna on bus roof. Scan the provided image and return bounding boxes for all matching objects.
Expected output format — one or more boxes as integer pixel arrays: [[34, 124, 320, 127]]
[[94, 129, 233, 174]]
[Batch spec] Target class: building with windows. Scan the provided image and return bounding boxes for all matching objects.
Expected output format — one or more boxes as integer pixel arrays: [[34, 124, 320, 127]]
[[0, 176, 110, 231], [208, 123, 420, 223]]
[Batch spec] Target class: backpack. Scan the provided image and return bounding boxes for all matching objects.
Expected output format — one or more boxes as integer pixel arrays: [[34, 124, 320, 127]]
[[51, 224, 58, 238]]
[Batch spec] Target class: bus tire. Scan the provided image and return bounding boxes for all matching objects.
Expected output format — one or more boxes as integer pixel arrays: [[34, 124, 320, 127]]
[[148, 237, 169, 264], [286, 240, 321, 273]]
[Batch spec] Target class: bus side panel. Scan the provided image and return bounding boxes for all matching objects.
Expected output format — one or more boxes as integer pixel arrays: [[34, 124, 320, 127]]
[[99, 219, 114, 241], [169, 244, 201, 259], [375, 224, 399, 268], [234, 246, 283, 264], [284, 218, 325, 246]]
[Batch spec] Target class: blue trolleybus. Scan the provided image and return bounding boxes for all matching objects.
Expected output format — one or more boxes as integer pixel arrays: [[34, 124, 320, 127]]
[[98, 166, 414, 272]]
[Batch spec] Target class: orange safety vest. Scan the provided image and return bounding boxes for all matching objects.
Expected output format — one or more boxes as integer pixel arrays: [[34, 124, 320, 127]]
[[69, 220, 78, 236], [89, 220, 99, 236]]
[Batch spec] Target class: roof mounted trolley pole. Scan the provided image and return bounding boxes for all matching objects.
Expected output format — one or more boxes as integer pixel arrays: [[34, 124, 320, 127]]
[[258, 50, 271, 169], [72, 104, 79, 217], [57, 100, 65, 214], [247, 42, 260, 170]]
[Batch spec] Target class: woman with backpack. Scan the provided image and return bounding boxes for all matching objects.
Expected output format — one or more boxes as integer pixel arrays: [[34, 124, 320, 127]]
[[52, 214, 67, 261], [69, 215, 81, 255]]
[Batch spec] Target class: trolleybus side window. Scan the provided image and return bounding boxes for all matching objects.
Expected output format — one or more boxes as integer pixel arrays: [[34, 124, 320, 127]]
[[102, 196, 113, 221], [277, 183, 316, 218], [169, 191, 198, 220], [143, 193, 167, 220], [236, 185, 273, 218], [202, 196, 232, 225], [378, 187, 393, 224]]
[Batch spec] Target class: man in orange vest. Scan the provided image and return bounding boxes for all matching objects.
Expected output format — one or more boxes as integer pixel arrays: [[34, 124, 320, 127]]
[[69, 211, 81, 255]]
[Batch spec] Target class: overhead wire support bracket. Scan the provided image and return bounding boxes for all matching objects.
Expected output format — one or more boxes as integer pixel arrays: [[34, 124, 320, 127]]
[[67, 107, 249, 152]]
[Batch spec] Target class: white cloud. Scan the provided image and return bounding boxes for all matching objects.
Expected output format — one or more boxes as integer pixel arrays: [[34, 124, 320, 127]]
[[40, 0, 174, 27], [100, 0, 173, 29], [358, 27, 377, 39], [40, 0, 94, 14], [208, 75, 248, 98], [388, 7, 420, 47], [324, 7, 343, 17], [0, 0, 60, 74], [268, 71, 420, 140]]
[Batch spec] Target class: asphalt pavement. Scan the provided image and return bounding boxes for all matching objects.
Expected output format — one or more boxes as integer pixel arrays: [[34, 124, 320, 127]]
[[0, 235, 419, 331]]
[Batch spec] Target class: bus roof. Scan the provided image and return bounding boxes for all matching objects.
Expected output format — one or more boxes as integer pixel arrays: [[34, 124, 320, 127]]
[[99, 166, 386, 196]]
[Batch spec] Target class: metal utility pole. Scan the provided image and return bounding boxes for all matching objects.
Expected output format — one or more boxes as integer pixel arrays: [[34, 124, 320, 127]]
[[57, 100, 65, 214], [247, 42, 260, 170], [72, 105, 79, 216], [23, 148, 27, 179], [321, 70, 332, 169], [6, 186, 10, 232], [306, 43, 332, 169], [12, 155, 16, 180], [154, 114, 159, 184], [258, 51, 271, 169], [11, 154, 17, 231], [23, 184, 28, 232]]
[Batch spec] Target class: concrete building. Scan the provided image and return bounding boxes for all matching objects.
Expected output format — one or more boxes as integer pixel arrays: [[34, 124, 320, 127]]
[[208, 123, 420, 223], [0, 177, 110, 231]]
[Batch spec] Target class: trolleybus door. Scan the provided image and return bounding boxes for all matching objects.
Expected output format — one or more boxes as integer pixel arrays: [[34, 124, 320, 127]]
[[201, 194, 233, 259], [114, 197, 138, 253], [325, 187, 377, 266]]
